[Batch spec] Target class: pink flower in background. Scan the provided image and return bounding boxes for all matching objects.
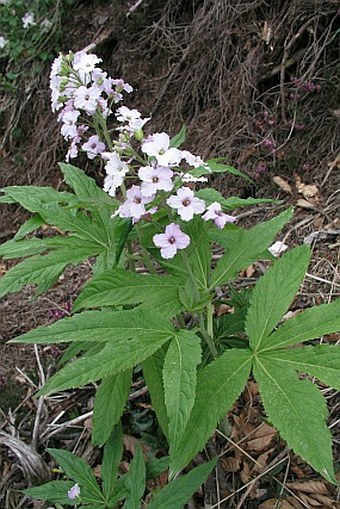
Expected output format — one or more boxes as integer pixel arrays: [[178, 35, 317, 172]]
[[142, 133, 182, 166], [202, 202, 236, 229], [138, 164, 174, 196], [82, 135, 105, 159], [119, 185, 154, 222], [153, 223, 190, 259], [67, 483, 81, 500], [167, 186, 205, 221]]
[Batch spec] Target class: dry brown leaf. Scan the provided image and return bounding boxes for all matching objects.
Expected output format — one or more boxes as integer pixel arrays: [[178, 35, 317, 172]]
[[296, 198, 315, 209], [220, 456, 241, 473], [246, 264, 256, 277], [312, 493, 336, 508], [245, 423, 277, 453], [239, 460, 252, 483], [273, 176, 293, 194], [215, 304, 233, 316], [285, 497, 305, 509], [253, 448, 274, 473], [286, 481, 329, 495], [297, 493, 322, 507], [259, 498, 295, 509], [295, 175, 319, 200]]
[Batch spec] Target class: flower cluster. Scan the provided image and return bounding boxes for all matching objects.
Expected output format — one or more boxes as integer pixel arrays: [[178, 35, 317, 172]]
[[50, 51, 237, 259]]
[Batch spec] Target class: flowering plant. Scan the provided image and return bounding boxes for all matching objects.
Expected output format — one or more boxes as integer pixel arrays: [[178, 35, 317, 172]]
[[1, 49, 340, 505]]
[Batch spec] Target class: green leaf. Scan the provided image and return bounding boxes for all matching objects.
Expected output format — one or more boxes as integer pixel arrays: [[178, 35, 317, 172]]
[[0, 246, 99, 298], [170, 349, 252, 475], [246, 246, 311, 352], [36, 323, 173, 395], [267, 345, 340, 390], [196, 188, 274, 210], [209, 208, 293, 289], [170, 125, 186, 148], [192, 159, 252, 182], [47, 448, 103, 500], [101, 424, 123, 500], [146, 456, 170, 479], [163, 331, 202, 451], [123, 444, 146, 509], [92, 370, 132, 445], [12, 308, 175, 345], [184, 218, 211, 290], [147, 459, 217, 509], [261, 298, 340, 351], [23, 480, 77, 505], [73, 268, 183, 318], [214, 307, 247, 339], [14, 214, 45, 240], [0, 185, 74, 213], [143, 346, 169, 438], [254, 356, 336, 484]]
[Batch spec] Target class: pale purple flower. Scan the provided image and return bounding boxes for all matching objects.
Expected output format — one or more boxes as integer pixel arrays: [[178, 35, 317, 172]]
[[202, 202, 236, 229], [82, 135, 105, 159], [104, 173, 125, 197], [74, 85, 101, 114], [141, 133, 182, 166], [116, 106, 150, 133], [179, 172, 208, 183], [167, 187, 205, 221], [22, 12, 36, 29], [112, 78, 133, 93], [138, 164, 174, 196], [153, 223, 190, 259], [67, 483, 81, 500], [60, 110, 80, 139], [119, 185, 154, 222]]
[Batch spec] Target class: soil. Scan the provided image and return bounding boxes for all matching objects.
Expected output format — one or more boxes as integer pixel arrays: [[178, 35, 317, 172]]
[[0, 0, 339, 507]]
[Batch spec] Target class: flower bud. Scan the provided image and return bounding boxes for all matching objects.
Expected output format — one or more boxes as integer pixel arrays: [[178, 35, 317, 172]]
[[134, 128, 144, 141]]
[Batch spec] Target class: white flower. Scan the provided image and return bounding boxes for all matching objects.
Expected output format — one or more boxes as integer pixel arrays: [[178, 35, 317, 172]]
[[22, 12, 36, 29], [167, 186, 206, 221], [74, 85, 101, 114], [181, 150, 206, 169], [138, 164, 174, 196], [116, 106, 150, 133], [142, 133, 182, 166], [268, 241, 289, 257], [60, 110, 80, 139], [41, 19, 52, 30], [0, 36, 8, 49], [73, 51, 102, 74]]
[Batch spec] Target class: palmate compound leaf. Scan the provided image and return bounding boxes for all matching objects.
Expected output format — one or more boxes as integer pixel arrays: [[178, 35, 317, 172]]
[[147, 458, 217, 509], [73, 267, 184, 318], [209, 208, 293, 289], [254, 356, 337, 484], [163, 331, 202, 452], [246, 245, 311, 352], [10, 309, 175, 395], [92, 370, 132, 446], [170, 349, 252, 476], [23, 481, 77, 506], [260, 298, 340, 351], [46, 448, 103, 501], [0, 243, 102, 299], [265, 345, 340, 391]]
